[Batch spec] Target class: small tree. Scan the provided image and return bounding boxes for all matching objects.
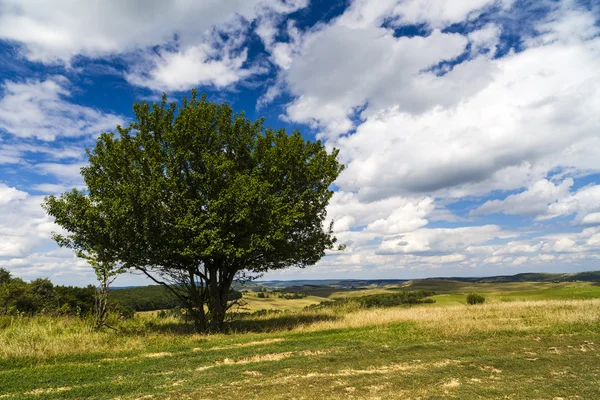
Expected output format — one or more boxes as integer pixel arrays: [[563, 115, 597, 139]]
[[88, 256, 123, 330], [43, 193, 123, 330], [466, 293, 486, 305], [44, 91, 343, 332]]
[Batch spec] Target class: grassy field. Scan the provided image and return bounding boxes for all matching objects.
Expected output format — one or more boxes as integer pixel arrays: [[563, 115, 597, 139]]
[[1, 281, 600, 399]]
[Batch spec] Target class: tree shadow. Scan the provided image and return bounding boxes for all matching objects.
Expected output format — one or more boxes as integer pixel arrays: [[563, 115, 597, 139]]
[[122, 311, 339, 336], [227, 312, 338, 333]]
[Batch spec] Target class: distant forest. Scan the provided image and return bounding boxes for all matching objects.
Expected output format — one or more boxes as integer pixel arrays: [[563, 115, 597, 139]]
[[3, 269, 599, 317]]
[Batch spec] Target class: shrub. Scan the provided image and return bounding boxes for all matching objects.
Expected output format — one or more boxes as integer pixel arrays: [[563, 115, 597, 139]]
[[466, 293, 486, 305]]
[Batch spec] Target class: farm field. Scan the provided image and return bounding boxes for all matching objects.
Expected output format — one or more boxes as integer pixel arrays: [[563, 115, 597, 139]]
[[1, 280, 600, 399]]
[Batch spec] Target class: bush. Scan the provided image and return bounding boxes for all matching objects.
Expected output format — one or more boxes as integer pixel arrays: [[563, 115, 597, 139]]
[[466, 293, 486, 305]]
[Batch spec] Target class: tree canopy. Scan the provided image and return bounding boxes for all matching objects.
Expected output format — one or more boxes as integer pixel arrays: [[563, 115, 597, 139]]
[[44, 91, 343, 332]]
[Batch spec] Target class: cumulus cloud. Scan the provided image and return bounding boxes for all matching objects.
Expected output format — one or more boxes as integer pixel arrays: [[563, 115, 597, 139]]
[[282, 26, 471, 135], [0, 77, 123, 141], [0, 0, 303, 62], [0, 0, 308, 91], [377, 225, 504, 255], [541, 184, 600, 223], [472, 179, 574, 216], [0, 185, 53, 257], [330, 25, 600, 200]]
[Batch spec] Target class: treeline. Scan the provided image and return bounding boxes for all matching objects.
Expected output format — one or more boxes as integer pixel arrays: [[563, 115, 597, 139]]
[[110, 285, 179, 311], [0, 269, 177, 317], [0, 268, 95, 316]]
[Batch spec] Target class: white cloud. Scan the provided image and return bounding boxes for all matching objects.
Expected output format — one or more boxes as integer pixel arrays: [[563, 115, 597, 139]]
[[0, 183, 27, 205], [390, 0, 515, 28], [282, 25, 471, 136], [473, 178, 574, 216], [126, 45, 255, 92], [0, 141, 84, 165], [0, 77, 123, 141], [0, 0, 302, 62], [366, 197, 434, 234], [0, 187, 52, 257], [0, 0, 308, 91], [331, 29, 600, 200], [540, 184, 600, 223], [35, 162, 87, 185], [377, 225, 504, 255]]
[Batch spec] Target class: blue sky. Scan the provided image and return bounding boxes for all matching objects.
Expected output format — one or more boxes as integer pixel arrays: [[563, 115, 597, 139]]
[[0, 0, 600, 286]]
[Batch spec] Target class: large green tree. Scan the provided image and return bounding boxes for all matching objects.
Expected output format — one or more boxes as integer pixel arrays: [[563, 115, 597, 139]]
[[44, 91, 343, 332]]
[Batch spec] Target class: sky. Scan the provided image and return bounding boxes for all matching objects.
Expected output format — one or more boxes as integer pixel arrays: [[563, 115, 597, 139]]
[[1, 0, 600, 286]]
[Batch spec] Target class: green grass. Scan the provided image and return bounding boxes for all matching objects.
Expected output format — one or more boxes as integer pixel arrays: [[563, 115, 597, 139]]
[[2, 281, 600, 399], [427, 282, 600, 306]]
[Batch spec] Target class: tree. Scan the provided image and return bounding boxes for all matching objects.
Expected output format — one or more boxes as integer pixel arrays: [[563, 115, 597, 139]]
[[43, 191, 123, 330], [0, 268, 11, 285], [44, 91, 343, 332], [30, 278, 57, 312], [0, 277, 28, 315]]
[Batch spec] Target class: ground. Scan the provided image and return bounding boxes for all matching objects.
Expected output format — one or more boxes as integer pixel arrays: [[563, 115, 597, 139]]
[[1, 281, 599, 399]]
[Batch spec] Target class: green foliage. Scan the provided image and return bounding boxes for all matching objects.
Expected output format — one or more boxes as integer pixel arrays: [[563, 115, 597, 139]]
[[0, 268, 96, 316], [110, 286, 180, 312], [307, 291, 435, 311], [466, 293, 486, 305], [0, 268, 11, 285], [43, 90, 343, 332], [276, 291, 308, 299]]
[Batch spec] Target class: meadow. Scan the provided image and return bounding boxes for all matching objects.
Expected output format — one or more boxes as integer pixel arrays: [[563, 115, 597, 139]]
[[1, 280, 600, 399]]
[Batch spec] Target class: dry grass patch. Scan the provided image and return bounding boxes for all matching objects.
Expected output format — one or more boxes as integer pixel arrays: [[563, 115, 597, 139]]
[[143, 352, 172, 358], [207, 338, 284, 350], [24, 387, 72, 395], [274, 359, 461, 383], [296, 299, 600, 336]]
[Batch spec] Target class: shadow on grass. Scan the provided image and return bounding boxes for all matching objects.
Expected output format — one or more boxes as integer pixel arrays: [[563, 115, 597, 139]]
[[227, 312, 338, 333], [122, 312, 339, 336]]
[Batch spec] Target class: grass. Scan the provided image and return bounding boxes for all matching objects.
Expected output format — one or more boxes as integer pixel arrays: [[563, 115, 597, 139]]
[[1, 282, 600, 399], [236, 293, 329, 312]]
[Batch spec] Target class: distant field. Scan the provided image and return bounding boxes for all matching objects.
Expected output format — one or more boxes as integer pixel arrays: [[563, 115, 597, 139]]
[[238, 293, 329, 312], [2, 278, 600, 399]]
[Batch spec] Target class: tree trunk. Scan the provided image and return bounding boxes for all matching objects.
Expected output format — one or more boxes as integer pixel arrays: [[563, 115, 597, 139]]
[[187, 267, 207, 333], [207, 265, 233, 332], [93, 269, 109, 331]]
